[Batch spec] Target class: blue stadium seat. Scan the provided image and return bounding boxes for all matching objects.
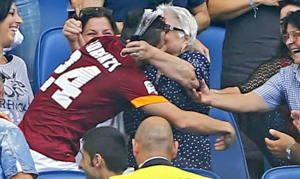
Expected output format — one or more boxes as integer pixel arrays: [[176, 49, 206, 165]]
[[262, 165, 300, 179], [37, 170, 86, 179], [34, 27, 70, 94], [197, 26, 225, 89], [183, 168, 221, 179], [209, 108, 250, 179], [39, 0, 69, 32]]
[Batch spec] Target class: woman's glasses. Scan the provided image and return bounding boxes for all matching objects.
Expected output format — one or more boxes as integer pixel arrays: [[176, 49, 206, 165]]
[[164, 24, 186, 34], [282, 30, 300, 43]]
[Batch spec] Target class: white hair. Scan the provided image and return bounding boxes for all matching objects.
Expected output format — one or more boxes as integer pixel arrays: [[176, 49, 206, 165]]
[[157, 4, 198, 51]]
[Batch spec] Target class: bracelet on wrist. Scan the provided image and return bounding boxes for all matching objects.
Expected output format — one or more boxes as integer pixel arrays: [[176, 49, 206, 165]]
[[286, 142, 296, 160], [248, 0, 258, 18]]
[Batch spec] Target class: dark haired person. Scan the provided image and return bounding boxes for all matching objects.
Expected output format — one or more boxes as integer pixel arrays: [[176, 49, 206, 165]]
[[19, 8, 235, 171], [0, 0, 33, 125], [196, 9, 300, 167], [111, 116, 209, 179], [0, 2, 37, 171], [63, 7, 119, 52], [211, 0, 300, 168], [79, 127, 127, 179]]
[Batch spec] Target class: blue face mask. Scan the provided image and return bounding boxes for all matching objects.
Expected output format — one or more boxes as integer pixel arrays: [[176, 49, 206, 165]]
[[3, 29, 24, 54]]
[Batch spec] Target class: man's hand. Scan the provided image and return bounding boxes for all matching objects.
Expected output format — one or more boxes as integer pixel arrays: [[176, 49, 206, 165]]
[[194, 39, 210, 62], [265, 129, 296, 158], [120, 40, 156, 60], [121, 41, 200, 90], [214, 124, 236, 150], [193, 79, 212, 105]]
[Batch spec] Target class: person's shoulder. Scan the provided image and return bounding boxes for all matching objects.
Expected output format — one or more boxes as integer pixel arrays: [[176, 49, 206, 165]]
[[179, 51, 209, 67]]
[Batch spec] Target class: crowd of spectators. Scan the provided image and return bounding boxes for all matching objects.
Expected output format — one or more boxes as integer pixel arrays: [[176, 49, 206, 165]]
[[1, 0, 300, 179]]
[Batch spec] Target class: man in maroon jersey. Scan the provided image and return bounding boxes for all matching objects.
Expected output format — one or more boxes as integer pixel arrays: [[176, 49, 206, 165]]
[[19, 9, 236, 171]]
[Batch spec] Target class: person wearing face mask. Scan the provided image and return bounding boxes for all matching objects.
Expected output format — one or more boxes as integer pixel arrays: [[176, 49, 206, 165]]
[[0, 3, 37, 177], [0, 0, 33, 125], [195, 8, 300, 167], [123, 4, 212, 170]]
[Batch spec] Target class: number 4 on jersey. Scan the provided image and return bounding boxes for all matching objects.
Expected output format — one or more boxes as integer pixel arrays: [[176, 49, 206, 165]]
[[41, 66, 101, 109]]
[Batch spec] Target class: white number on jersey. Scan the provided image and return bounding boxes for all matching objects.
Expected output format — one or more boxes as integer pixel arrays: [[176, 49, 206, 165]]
[[41, 66, 101, 109]]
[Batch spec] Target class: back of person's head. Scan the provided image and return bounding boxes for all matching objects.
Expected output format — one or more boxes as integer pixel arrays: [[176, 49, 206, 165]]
[[157, 4, 198, 51], [0, 0, 14, 22], [133, 116, 178, 164], [279, 0, 300, 9], [121, 9, 167, 46], [82, 127, 128, 173], [79, 7, 119, 34]]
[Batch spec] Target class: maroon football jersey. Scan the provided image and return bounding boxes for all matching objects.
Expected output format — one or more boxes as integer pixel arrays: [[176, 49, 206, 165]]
[[19, 36, 167, 162]]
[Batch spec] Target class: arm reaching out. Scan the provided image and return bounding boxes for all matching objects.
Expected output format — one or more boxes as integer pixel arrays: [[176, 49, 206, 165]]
[[141, 102, 236, 150], [194, 80, 270, 112], [121, 40, 199, 90]]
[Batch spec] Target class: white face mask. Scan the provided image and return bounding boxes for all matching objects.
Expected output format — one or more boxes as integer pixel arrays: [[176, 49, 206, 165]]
[[3, 29, 24, 54]]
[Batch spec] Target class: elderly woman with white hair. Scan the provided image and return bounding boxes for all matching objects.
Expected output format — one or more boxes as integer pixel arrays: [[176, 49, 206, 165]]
[[123, 4, 212, 170]]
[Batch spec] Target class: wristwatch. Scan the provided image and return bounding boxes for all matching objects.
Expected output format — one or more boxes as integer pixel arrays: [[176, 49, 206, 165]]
[[286, 142, 296, 160]]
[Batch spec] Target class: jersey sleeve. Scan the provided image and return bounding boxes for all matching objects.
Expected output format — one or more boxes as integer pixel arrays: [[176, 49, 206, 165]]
[[118, 67, 168, 108]]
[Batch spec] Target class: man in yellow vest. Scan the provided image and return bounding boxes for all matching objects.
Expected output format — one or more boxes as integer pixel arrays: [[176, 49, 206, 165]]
[[111, 116, 210, 179]]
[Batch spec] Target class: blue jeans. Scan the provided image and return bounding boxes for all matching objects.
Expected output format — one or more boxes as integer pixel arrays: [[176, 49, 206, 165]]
[[10, 0, 41, 86], [0, 119, 37, 179]]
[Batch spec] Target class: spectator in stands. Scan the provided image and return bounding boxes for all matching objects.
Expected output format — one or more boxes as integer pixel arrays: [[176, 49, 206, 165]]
[[208, 0, 295, 175], [19, 8, 235, 171], [265, 110, 300, 165], [111, 116, 209, 179], [79, 127, 127, 179], [123, 4, 212, 170], [0, 0, 34, 125], [196, 9, 300, 167], [63, 6, 200, 90], [10, 0, 41, 86], [0, 72, 37, 179], [68, 0, 211, 59], [214, 0, 300, 167], [63, 7, 119, 52]]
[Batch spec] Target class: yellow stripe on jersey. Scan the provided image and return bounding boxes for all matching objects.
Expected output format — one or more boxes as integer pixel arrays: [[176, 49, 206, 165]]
[[131, 95, 168, 108]]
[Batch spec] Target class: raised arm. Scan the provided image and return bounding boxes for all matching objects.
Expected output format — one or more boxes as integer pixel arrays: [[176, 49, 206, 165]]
[[193, 2, 211, 32], [196, 80, 269, 112], [121, 41, 199, 89], [63, 18, 85, 52], [141, 102, 236, 150], [208, 0, 280, 21]]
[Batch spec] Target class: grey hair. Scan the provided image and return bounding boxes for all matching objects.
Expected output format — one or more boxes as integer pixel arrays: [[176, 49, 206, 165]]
[[157, 4, 198, 51]]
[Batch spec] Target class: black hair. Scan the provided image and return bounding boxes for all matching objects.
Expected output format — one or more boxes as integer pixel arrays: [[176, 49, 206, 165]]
[[279, 0, 300, 9], [0, 0, 14, 22], [120, 9, 166, 46], [82, 127, 128, 173], [79, 7, 119, 35], [282, 9, 300, 34]]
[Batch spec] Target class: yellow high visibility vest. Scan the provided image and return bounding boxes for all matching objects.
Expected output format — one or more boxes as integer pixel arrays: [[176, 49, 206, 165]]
[[110, 165, 211, 179]]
